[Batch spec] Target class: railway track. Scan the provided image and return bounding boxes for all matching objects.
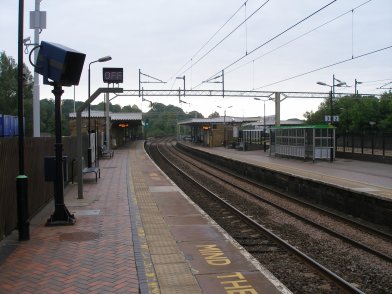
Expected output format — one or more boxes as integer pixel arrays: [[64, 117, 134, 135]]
[[146, 138, 392, 294], [171, 142, 392, 262]]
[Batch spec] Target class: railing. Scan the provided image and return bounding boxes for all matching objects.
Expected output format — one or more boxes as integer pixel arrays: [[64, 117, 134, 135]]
[[336, 132, 392, 157], [336, 132, 392, 163]]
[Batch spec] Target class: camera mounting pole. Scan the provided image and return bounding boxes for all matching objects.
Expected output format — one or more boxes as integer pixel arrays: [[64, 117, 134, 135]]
[[46, 83, 75, 226], [33, 41, 86, 226]]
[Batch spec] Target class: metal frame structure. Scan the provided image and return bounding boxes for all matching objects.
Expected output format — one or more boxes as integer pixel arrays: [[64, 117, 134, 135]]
[[270, 125, 335, 162], [114, 89, 338, 99], [114, 89, 378, 128]]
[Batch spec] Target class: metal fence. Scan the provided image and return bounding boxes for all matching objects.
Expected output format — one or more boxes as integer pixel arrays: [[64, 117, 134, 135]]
[[336, 132, 392, 157]]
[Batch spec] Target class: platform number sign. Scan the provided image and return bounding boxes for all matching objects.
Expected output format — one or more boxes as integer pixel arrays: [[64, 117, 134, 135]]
[[103, 68, 123, 84], [325, 115, 339, 122]]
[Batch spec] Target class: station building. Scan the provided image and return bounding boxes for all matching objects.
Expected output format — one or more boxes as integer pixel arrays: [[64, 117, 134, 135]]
[[69, 110, 142, 148], [177, 116, 305, 149]]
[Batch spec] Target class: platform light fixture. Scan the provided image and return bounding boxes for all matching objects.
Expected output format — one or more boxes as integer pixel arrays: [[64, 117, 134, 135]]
[[87, 55, 112, 167], [355, 79, 362, 95], [317, 75, 347, 125], [317, 75, 347, 162], [254, 97, 270, 152], [217, 105, 232, 148]]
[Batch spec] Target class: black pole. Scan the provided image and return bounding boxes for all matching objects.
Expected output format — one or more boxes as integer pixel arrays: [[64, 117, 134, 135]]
[[87, 65, 92, 167], [222, 70, 224, 99], [183, 75, 185, 97], [329, 89, 333, 126], [329, 90, 333, 162], [95, 120, 99, 167], [371, 130, 374, 155], [382, 132, 385, 156], [263, 101, 267, 152], [16, 0, 29, 241], [46, 84, 75, 226], [138, 69, 141, 97]]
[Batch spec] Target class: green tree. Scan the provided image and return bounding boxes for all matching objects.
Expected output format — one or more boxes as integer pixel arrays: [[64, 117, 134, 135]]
[[208, 111, 220, 118], [378, 92, 392, 131], [40, 98, 55, 134], [144, 103, 189, 137], [0, 51, 33, 136], [188, 110, 203, 118], [121, 104, 141, 112], [61, 99, 78, 135], [304, 92, 392, 134], [91, 102, 125, 113], [0, 52, 18, 114]]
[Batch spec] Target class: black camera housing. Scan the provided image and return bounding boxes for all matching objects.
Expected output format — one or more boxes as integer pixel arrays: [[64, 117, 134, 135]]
[[35, 41, 86, 86]]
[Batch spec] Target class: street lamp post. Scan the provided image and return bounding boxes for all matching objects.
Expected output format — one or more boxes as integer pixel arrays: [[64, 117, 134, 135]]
[[340, 107, 349, 152], [355, 79, 362, 96], [316, 76, 347, 125], [87, 56, 111, 167], [217, 105, 232, 148], [254, 98, 269, 152], [317, 75, 347, 162]]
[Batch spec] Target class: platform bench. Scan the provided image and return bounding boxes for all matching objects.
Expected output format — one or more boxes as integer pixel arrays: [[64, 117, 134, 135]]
[[100, 145, 114, 158], [82, 166, 100, 182]]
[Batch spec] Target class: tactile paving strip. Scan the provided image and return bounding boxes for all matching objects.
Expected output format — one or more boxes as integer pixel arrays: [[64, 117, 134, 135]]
[[129, 147, 202, 293], [152, 253, 187, 265], [154, 263, 201, 292]]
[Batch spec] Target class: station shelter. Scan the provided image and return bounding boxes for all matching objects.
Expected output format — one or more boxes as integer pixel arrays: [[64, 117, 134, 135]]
[[177, 117, 260, 147], [69, 111, 142, 148], [269, 125, 336, 161], [240, 117, 302, 149]]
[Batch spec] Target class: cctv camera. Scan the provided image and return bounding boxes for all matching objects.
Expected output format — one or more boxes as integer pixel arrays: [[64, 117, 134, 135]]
[[23, 37, 31, 44], [35, 41, 86, 86]]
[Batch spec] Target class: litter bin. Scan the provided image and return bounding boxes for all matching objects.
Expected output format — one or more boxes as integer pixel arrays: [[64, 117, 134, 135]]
[[44, 156, 68, 182]]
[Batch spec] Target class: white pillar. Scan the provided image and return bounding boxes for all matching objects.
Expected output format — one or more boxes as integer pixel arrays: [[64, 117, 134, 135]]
[[31, 0, 45, 137], [105, 92, 110, 149], [275, 92, 280, 127]]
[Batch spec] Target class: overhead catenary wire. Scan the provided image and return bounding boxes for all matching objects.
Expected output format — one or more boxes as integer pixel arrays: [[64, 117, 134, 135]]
[[179, 0, 270, 79], [360, 78, 392, 84], [201, 0, 338, 85], [226, 0, 373, 76], [168, 0, 249, 81], [254, 45, 392, 90], [379, 81, 392, 89]]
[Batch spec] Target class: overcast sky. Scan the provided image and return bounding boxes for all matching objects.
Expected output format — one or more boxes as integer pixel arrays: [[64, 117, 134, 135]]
[[1, 0, 391, 119]]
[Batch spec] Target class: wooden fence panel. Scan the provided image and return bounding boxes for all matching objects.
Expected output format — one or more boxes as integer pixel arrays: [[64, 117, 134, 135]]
[[0, 136, 80, 240]]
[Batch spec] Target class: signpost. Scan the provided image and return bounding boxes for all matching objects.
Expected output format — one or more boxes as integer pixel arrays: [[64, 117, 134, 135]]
[[102, 68, 124, 157], [324, 115, 339, 123], [103, 67, 123, 84]]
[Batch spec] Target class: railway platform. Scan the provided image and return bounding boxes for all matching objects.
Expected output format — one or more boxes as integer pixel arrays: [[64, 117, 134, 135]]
[[0, 141, 289, 294], [181, 143, 392, 201]]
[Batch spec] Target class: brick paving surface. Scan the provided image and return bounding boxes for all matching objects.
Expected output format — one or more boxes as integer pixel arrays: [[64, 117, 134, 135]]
[[0, 147, 139, 294]]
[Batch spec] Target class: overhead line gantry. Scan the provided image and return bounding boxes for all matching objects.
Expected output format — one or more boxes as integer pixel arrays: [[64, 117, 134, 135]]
[[112, 89, 378, 126]]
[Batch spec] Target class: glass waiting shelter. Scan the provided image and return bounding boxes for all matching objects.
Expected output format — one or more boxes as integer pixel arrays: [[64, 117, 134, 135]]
[[242, 129, 266, 145], [270, 125, 335, 161]]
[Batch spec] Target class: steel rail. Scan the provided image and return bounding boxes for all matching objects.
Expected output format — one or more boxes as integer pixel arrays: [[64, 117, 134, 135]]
[[172, 142, 392, 262], [176, 142, 392, 240]]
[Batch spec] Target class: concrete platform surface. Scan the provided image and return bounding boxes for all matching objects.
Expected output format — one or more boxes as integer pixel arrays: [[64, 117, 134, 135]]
[[181, 143, 392, 200]]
